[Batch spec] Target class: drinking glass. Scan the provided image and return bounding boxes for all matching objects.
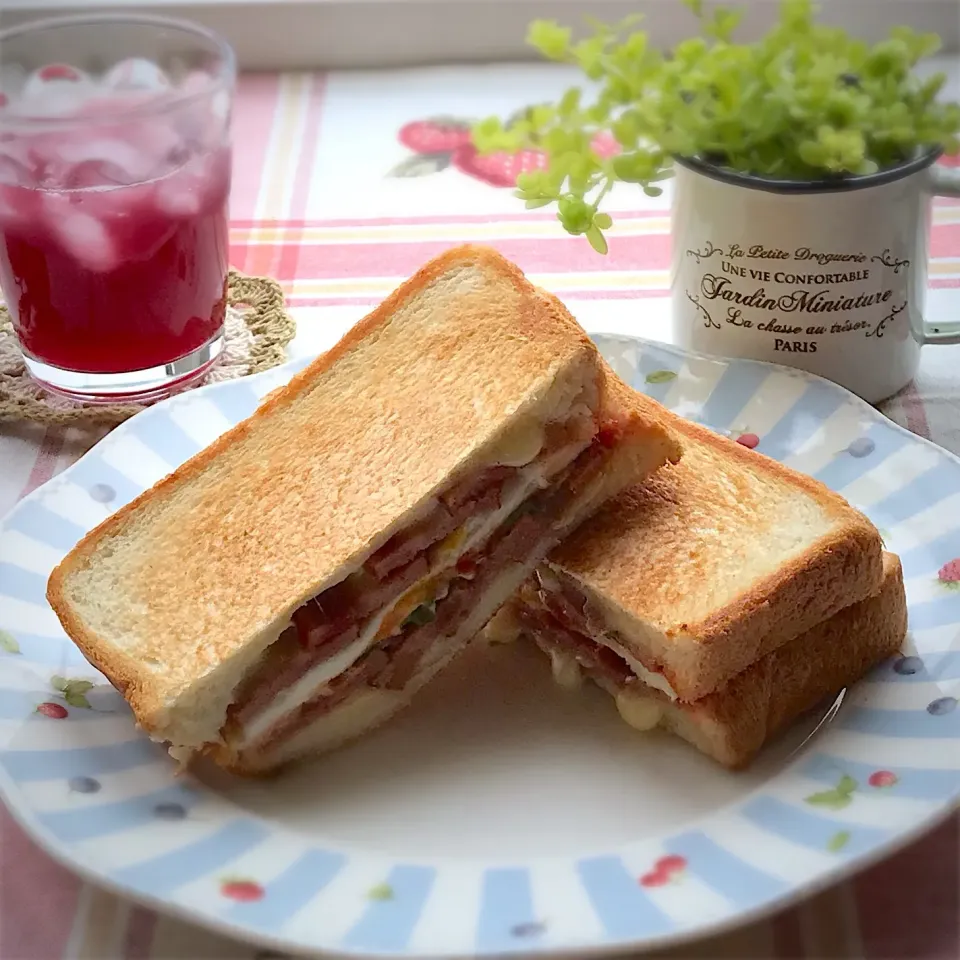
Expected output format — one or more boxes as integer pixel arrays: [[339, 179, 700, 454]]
[[0, 15, 235, 402]]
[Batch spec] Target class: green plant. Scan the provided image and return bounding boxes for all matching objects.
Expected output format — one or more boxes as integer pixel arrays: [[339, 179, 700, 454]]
[[472, 0, 960, 252]]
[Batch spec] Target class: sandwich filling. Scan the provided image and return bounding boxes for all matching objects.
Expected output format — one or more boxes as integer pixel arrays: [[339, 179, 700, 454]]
[[222, 407, 624, 756], [508, 566, 679, 712]]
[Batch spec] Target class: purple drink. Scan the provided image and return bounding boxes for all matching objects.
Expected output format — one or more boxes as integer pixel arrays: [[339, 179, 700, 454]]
[[0, 18, 235, 401]]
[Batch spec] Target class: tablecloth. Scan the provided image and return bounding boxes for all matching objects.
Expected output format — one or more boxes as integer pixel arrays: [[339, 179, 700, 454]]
[[1, 61, 959, 960]]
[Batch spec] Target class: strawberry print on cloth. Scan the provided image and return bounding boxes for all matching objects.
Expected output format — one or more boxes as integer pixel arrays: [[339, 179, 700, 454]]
[[391, 114, 619, 187], [391, 115, 548, 186]]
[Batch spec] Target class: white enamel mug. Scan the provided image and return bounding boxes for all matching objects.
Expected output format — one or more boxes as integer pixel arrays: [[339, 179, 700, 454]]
[[670, 152, 960, 404]]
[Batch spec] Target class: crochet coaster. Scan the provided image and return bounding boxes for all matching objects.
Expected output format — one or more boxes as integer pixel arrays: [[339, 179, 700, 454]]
[[0, 271, 295, 427]]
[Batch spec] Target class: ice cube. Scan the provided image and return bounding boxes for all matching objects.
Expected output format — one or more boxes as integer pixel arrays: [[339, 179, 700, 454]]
[[127, 120, 189, 177], [50, 208, 119, 273], [0, 183, 38, 226], [174, 71, 231, 149], [76, 91, 163, 118], [0, 138, 57, 189], [152, 149, 218, 217], [178, 69, 212, 97], [154, 171, 201, 217], [211, 90, 231, 122], [0, 148, 32, 187], [23, 64, 92, 96], [78, 180, 157, 226], [55, 137, 157, 187], [104, 58, 172, 93], [0, 188, 17, 222], [19, 66, 94, 119], [60, 160, 130, 190]]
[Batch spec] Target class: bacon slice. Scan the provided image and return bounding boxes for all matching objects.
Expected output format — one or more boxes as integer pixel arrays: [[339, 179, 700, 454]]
[[442, 466, 514, 512], [365, 477, 505, 580], [372, 514, 548, 691], [522, 569, 669, 684], [517, 605, 635, 689], [238, 433, 614, 756]]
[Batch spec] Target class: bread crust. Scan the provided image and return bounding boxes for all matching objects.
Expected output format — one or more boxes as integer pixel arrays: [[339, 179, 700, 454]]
[[549, 409, 885, 700], [528, 552, 905, 768], [640, 552, 905, 768]]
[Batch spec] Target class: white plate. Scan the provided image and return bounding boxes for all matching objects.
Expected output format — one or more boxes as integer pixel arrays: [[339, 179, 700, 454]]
[[1, 336, 958, 959]]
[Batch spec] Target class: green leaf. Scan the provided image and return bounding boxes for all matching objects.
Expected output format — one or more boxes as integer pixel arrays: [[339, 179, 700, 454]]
[[558, 88, 581, 118], [837, 774, 858, 796], [0, 630, 21, 655], [804, 789, 853, 810], [527, 20, 572, 61], [645, 370, 677, 384], [64, 690, 91, 709], [586, 224, 608, 255], [403, 604, 436, 628], [50, 675, 68, 692], [388, 153, 451, 178], [367, 882, 395, 901], [475, 0, 960, 242], [827, 830, 851, 852], [424, 115, 470, 129]]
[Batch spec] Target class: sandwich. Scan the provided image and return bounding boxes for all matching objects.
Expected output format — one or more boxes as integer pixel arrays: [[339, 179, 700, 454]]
[[489, 402, 903, 768], [46, 246, 681, 775]]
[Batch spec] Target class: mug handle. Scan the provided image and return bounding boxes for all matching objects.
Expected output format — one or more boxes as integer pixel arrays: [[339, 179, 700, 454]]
[[923, 164, 960, 345]]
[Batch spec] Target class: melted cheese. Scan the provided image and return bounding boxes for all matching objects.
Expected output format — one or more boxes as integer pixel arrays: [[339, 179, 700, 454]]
[[549, 648, 583, 690], [483, 606, 522, 644], [490, 416, 545, 467], [615, 691, 663, 732]]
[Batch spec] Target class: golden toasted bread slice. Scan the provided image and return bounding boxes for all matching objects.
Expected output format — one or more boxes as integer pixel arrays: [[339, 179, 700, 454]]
[[542, 407, 884, 701], [512, 553, 904, 769]]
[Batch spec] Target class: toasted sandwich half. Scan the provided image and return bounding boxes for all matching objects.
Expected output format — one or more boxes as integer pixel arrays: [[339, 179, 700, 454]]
[[47, 246, 680, 775], [490, 402, 899, 768]]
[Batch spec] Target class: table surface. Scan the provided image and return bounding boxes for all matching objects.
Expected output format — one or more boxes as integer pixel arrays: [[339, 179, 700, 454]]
[[2, 61, 959, 960]]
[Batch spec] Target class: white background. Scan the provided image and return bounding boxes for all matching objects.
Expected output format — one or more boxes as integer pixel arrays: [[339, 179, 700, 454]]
[[2, 0, 958, 70]]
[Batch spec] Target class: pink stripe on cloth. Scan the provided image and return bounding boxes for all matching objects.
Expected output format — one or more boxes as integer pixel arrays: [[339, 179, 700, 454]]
[[856, 813, 959, 959], [0, 807, 82, 959], [18, 427, 65, 499], [772, 904, 805, 958], [275, 232, 669, 282], [230, 73, 283, 222], [899, 380, 932, 439], [228, 209, 669, 229], [931, 223, 960, 257], [123, 905, 158, 960], [275, 74, 329, 286], [283, 287, 671, 308]]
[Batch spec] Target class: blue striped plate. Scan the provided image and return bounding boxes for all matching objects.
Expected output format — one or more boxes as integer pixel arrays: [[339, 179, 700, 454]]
[[1, 335, 958, 958]]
